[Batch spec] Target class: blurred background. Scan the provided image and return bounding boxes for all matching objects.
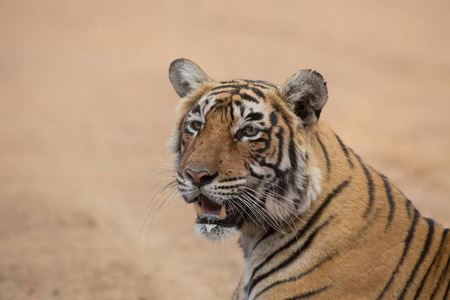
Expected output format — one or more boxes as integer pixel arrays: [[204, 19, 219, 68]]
[[1, 0, 449, 299]]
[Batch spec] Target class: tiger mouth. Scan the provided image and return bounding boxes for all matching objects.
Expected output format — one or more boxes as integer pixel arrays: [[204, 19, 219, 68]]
[[194, 194, 244, 227]]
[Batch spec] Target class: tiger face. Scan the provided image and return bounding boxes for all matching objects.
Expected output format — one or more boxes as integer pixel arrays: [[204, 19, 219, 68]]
[[168, 59, 327, 240]]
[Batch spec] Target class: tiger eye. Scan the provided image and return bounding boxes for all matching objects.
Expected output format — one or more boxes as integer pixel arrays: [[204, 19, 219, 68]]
[[192, 121, 202, 131], [243, 126, 259, 136]]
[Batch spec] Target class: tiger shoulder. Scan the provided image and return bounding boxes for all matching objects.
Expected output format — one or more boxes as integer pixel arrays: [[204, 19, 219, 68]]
[[165, 58, 450, 300]]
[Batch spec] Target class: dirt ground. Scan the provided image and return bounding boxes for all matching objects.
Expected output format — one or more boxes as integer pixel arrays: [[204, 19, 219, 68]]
[[1, 1, 449, 299]]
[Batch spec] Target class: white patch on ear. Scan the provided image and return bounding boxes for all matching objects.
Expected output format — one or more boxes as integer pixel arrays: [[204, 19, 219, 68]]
[[169, 58, 213, 98]]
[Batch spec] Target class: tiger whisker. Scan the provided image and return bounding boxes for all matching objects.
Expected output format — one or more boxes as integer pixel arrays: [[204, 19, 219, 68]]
[[153, 169, 177, 175], [146, 195, 184, 246], [239, 192, 291, 235], [233, 195, 285, 234], [256, 185, 312, 213], [236, 195, 275, 231], [241, 186, 311, 214], [241, 190, 300, 234], [225, 193, 279, 233], [146, 179, 178, 209], [143, 191, 183, 244], [241, 185, 294, 206], [141, 171, 182, 242], [142, 187, 179, 230], [243, 189, 306, 229], [147, 173, 176, 196], [225, 197, 258, 228], [250, 194, 304, 233], [157, 153, 175, 168]]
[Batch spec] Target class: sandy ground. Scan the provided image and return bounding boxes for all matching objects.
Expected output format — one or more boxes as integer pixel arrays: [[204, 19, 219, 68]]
[[1, 1, 449, 299]]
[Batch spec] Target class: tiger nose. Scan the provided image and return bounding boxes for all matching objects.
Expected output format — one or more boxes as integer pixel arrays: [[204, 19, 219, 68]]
[[185, 169, 217, 187]]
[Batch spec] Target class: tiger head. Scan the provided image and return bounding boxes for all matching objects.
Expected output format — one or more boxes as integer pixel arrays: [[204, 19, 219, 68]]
[[168, 59, 328, 241]]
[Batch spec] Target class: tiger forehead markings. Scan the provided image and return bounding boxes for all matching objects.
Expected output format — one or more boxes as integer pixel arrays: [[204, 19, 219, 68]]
[[166, 58, 450, 300]]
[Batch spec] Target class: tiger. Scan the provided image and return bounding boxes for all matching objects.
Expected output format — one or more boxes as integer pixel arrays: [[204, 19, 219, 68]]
[[166, 58, 450, 300]]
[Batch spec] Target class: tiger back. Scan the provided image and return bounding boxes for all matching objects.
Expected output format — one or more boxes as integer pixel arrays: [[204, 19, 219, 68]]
[[167, 58, 450, 299]]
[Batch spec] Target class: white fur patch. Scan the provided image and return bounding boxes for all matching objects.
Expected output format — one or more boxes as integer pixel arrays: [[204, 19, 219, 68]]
[[194, 223, 238, 241]]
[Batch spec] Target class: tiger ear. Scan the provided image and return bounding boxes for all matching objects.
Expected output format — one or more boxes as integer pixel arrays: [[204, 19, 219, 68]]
[[169, 58, 213, 98], [280, 69, 328, 127]]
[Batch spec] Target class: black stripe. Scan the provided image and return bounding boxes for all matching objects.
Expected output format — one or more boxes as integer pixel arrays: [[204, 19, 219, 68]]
[[399, 218, 435, 299], [288, 130, 298, 172], [379, 173, 395, 229], [227, 101, 235, 122], [273, 128, 284, 165], [251, 83, 274, 90], [352, 150, 375, 218], [246, 137, 270, 149], [215, 79, 276, 90], [249, 87, 266, 99], [249, 166, 265, 180], [376, 209, 420, 300], [240, 92, 260, 103], [333, 133, 354, 168], [283, 286, 329, 300], [316, 132, 330, 176], [206, 90, 233, 97], [444, 279, 450, 300], [176, 178, 187, 187], [430, 229, 450, 298], [239, 104, 246, 117], [220, 176, 247, 183], [218, 80, 241, 85], [414, 228, 449, 299], [270, 112, 278, 126], [300, 217, 335, 251], [251, 79, 278, 88], [405, 199, 413, 219], [247, 217, 334, 296], [247, 179, 350, 289], [245, 112, 263, 121], [211, 84, 246, 91], [191, 104, 201, 115], [300, 179, 350, 234], [254, 253, 337, 299]]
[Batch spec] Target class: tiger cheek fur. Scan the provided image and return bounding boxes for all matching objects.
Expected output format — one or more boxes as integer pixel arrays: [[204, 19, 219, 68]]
[[167, 59, 450, 300]]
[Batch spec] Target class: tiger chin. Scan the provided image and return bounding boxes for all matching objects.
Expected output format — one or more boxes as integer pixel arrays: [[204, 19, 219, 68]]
[[166, 59, 450, 299]]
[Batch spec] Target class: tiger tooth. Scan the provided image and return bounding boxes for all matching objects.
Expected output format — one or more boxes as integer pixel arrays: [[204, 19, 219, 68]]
[[194, 202, 205, 216], [219, 205, 227, 219]]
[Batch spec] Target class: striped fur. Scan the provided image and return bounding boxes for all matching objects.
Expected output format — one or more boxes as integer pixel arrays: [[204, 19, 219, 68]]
[[167, 59, 450, 299]]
